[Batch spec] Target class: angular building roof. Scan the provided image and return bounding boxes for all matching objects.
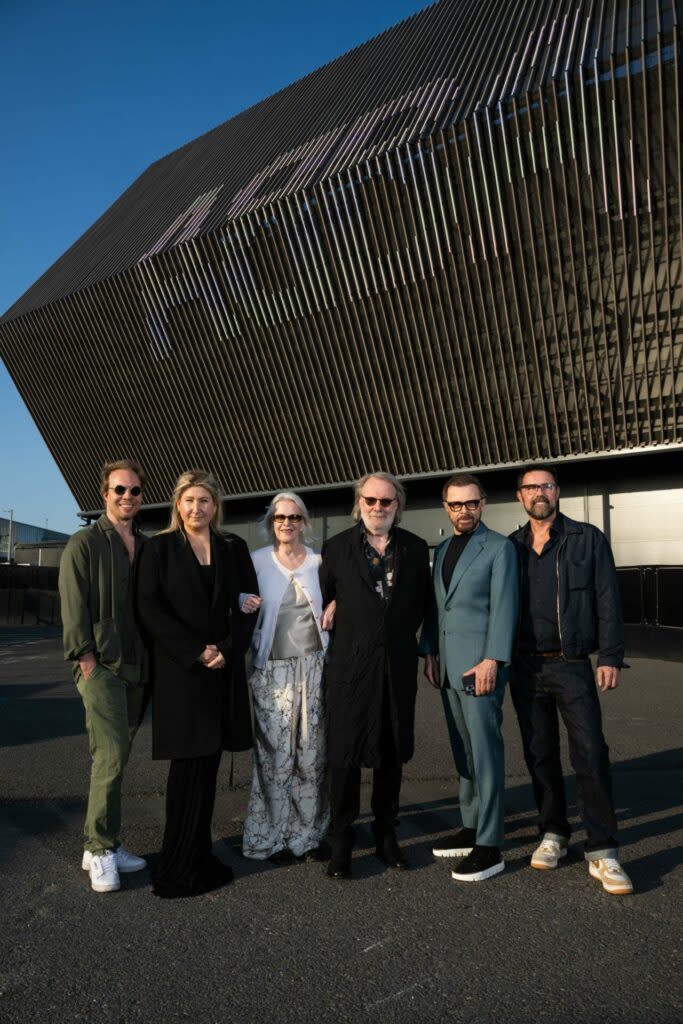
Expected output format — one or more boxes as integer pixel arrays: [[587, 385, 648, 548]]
[[0, 0, 681, 513], [3, 0, 671, 322]]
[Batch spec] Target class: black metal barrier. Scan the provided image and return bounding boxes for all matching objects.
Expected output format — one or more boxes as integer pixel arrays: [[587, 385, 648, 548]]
[[0, 588, 61, 626], [0, 563, 680, 654], [0, 563, 59, 592], [618, 566, 683, 662], [617, 566, 683, 628]]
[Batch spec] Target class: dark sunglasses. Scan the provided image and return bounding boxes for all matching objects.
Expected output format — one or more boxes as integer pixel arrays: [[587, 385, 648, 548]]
[[273, 513, 304, 523], [109, 485, 142, 496], [445, 499, 482, 512], [361, 495, 396, 508]]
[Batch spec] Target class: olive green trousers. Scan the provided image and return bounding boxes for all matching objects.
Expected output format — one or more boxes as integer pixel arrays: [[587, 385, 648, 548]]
[[76, 664, 148, 855]]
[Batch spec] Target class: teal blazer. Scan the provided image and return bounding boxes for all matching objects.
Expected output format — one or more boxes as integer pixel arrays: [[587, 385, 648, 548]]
[[419, 522, 518, 690]]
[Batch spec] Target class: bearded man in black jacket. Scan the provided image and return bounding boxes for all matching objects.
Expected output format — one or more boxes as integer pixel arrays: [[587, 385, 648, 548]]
[[509, 465, 633, 896], [320, 472, 432, 880]]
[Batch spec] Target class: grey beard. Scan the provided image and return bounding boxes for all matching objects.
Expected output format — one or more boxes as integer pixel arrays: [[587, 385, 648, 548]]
[[360, 509, 396, 535]]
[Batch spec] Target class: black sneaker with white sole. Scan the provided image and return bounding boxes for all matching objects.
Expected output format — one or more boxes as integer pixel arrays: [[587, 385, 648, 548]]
[[450, 845, 505, 882], [432, 827, 477, 858]]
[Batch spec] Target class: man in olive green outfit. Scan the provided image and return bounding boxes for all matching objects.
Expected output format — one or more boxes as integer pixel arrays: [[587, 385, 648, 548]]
[[59, 460, 149, 892]]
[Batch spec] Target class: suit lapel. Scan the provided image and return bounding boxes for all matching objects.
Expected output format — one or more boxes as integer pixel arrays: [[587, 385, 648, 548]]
[[444, 523, 488, 603]]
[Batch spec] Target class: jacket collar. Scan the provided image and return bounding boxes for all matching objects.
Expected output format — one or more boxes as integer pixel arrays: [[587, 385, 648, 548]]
[[437, 521, 488, 601]]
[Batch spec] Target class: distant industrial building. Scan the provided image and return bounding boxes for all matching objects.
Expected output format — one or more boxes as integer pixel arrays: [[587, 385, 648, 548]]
[[0, 516, 69, 564]]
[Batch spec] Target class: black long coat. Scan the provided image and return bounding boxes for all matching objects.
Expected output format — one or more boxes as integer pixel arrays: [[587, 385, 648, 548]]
[[320, 524, 432, 768], [136, 529, 257, 760]]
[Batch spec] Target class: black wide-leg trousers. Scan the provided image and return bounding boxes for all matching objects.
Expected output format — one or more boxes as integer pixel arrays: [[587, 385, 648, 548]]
[[153, 748, 223, 897]]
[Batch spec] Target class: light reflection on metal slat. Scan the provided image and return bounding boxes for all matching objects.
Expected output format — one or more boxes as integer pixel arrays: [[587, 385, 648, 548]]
[[260, 201, 360, 481], [153, 245, 243, 486], [348, 168, 379, 295], [373, 156, 442, 468], [219, 225, 313, 485], [517, 92, 563, 453], [449, 127, 499, 463], [581, 67, 618, 450], [300, 189, 337, 309], [550, 76, 597, 452], [390, 155, 451, 467], [313, 185, 393, 472], [654, 5, 677, 441], [484, 107, 510, 255], [536, 80, 581, 451], [85, 275, 174, 484], [105, 271, 184, 494], [257, 204, 355, 481], [491, 107, 541, 455], [2, 312, 84, 507], [408, 140, 438, 277], [461, 124, 513, 462]]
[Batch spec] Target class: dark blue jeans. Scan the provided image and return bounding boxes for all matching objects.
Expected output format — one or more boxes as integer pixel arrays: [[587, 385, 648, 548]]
[[514, 657, 618, 857]]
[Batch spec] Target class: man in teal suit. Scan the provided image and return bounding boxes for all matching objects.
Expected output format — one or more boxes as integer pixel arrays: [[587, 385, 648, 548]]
[[420, 473, 518, 882]]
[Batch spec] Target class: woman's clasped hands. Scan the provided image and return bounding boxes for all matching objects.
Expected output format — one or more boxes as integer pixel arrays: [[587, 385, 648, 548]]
[[199, 644, 225, 669]]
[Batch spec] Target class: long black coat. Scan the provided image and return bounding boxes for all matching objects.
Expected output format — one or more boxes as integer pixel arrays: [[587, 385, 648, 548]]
[[136, 529, 257, 760], [320, 524, 431, 768]]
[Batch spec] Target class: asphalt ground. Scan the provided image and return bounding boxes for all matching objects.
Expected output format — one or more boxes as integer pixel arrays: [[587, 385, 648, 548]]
[[0, 638, 681, 1024]]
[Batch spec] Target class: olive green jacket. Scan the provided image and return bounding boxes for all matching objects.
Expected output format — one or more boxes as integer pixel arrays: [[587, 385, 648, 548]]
[[59, 514, 145, 679]]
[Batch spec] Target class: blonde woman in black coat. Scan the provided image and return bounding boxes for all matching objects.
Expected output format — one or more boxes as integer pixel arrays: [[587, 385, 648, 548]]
[[137, 470, 257, 898]]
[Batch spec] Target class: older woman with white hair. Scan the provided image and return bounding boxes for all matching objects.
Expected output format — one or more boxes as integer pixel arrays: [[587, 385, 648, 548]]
[[242, 491, 330, 862]]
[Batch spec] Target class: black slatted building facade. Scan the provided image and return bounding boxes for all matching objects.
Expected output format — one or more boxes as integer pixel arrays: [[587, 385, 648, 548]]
[[0, 0, 681, 535]]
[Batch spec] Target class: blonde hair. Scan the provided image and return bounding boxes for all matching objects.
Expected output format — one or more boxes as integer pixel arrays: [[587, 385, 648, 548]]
[[160, 470, 222, 538], [261, 491, 313, 544], [352, 472, 406, 524]]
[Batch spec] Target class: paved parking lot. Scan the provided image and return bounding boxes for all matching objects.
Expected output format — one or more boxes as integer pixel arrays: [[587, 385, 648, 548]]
[[1, 639, 681, 1023]]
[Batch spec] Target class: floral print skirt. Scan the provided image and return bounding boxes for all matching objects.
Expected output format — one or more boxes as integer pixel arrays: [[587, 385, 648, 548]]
[[242, 651, 329, 859]]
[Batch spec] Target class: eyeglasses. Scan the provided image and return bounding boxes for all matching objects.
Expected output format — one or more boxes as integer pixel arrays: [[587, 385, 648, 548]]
[[361, 495, 397, 508], [519, 482, 557, 493], [445, 499, 482, 512], [273, 513, 304, 523], [109, 485, 142, 496]]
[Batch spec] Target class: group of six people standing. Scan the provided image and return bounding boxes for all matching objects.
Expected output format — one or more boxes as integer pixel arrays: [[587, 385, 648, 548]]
[[59, 460, 632, 899]]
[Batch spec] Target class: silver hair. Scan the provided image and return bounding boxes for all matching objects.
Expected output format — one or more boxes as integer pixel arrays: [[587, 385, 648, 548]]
[[351, 471, 406, 524], [261, 491, 314, 543]]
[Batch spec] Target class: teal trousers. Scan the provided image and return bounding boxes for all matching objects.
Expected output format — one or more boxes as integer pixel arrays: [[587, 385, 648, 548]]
[[441, 684, 505, 848]]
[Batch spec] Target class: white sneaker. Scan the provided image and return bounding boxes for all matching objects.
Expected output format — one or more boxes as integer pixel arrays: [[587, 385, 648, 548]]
[[531, 836, 568, 870], [82, 846, 147, 874], [589, 857, 633, 895], [85, 850, 120, 893]]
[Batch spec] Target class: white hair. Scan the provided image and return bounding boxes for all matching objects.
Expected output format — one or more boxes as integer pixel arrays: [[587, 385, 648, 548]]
[[260, 491, 314, 543]]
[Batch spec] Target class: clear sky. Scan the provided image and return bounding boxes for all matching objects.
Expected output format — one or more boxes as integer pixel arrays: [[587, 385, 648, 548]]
[[0, 0, 428, 534]]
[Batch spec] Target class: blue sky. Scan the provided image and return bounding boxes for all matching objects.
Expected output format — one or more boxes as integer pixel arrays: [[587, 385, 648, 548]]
[[0, 0, 427, 534]]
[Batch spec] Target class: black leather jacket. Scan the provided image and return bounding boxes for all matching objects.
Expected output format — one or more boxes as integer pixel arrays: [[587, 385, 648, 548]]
[[509, 513, 624, 668]]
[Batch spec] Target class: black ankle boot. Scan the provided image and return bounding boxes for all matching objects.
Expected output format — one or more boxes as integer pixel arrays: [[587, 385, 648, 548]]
[[327, 830, 354, 879], [373, 824, 409, 870]]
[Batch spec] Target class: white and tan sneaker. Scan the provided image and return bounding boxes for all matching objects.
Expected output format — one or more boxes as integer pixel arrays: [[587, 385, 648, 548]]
[[85, 850, 120, 893], [531, 836, 568, 870], [83, 846, 146, 874], [589, 857, 633, 895]]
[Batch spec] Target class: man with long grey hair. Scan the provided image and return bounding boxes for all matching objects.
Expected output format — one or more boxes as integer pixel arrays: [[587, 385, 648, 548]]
[[320, 472, 431, 879]]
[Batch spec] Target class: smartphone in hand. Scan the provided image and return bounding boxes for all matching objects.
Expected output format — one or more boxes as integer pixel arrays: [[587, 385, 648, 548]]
[[462, 672, 476, 696]]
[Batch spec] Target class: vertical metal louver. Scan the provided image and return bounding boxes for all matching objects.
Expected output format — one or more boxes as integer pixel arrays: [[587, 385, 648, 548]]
[[0, 0, 680, 513]]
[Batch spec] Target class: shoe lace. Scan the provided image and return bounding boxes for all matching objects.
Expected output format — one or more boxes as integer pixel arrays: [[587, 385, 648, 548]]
[[539, 839, 559, 853]]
